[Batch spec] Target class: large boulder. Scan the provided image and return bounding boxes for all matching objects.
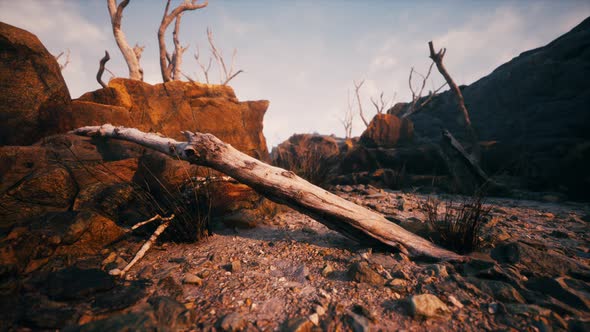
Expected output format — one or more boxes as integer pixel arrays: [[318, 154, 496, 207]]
[[271, 134, 347, 185], [0, 134, 144, 231], [359, 114, 413, 148], [47, 78, 269, 161], [0, 22, 71, 146], [400, 17, 590, 199]]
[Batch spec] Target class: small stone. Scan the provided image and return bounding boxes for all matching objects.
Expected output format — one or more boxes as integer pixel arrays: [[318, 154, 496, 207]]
[[347, 261, 385, 286], [424, 264, 449, 278], [448, 295, 464, 309], [282, 317, 314, 332], [321, 264, 334, 277], [230, 260, 242, 272], [183, 273, 203, 286], [308, 313, 319, 325], [386, 278, 408, 292], [315, 305, 326, 316], [218, 312, 246, 332], [409, 294, 451, 318]]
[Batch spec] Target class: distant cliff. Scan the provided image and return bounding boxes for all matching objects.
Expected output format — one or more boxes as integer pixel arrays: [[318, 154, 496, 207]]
[[397, 16, 590, 198]]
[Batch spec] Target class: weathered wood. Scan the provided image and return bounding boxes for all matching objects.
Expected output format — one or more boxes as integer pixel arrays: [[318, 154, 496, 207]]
[[429, 41, 480, 160], [442, 129, 489, 184], [72, 124, 463, 261]]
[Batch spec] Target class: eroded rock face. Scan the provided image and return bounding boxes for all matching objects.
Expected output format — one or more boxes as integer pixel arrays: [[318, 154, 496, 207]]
[[50, 78, 269, 162], [0, 22, 71, 146], [401, 17, 590, 199]]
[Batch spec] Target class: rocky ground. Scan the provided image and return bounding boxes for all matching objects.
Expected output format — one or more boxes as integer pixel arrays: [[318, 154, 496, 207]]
[[1, 185, 589, 331]]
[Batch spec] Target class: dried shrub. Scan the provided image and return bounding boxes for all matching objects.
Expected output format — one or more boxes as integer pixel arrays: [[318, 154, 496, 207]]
[[423, 195, 491, 254], [274, 147, 335, 187], [66, 145, 210, 243], [132, 162, 212, 243]]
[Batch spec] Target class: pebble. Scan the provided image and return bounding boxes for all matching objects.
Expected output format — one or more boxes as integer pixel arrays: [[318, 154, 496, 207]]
[[448, 295, 464, 309], [308, 313, 319, 325], [230, 260, 242, 272], [218, 312, 246, 332], [409, 294, 451, 318], [321, 264, 334, 277], [182, 273, 203, 286]]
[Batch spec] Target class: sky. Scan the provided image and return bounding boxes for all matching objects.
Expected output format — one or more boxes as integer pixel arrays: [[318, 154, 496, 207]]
[[1, 0, 589, 148]]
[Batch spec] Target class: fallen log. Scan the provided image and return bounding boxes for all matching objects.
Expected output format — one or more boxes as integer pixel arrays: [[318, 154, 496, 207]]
[[72, 124, 463, 261]]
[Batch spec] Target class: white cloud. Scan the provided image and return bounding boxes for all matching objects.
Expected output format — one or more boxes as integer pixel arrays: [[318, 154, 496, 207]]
[[0, 0, 111, 98]]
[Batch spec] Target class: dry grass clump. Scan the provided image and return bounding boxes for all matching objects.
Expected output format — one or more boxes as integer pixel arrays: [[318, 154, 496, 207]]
[[423, 195, 491, 254]]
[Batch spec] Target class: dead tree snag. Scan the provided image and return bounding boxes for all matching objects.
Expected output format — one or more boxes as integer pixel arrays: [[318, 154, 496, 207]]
[[353, 80, 370, 127], [97, 51, 111, 89], [429, 41, 480, 159], [72, 124, 464, 262], [158, 0, 208, 82], [107, 0, 144, 81]]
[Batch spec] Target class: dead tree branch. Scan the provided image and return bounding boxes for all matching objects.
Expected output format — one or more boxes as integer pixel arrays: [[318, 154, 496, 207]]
[[97, 51, 111, 89], [55, 49, 71, 71], [111, 213, 176, 277], [158, 0, 208, 82], [207, 27, 243, 85], [429, 40, 479, 159], [194, 45, 212, 84], [72, 124, 464, 262], [107, 0, 143, 80], [353, 80, 370, 127], [370, 91, 396, 115]]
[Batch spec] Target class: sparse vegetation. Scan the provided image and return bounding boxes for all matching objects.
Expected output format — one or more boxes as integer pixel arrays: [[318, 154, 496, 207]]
[[273, 145, 335, 187], [423, 195, 491, 254]]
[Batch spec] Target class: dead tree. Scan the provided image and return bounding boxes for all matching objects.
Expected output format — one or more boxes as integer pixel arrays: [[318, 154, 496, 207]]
[[55, 49, 71, 71], [401, 64, 447, 118], [107, 0, 144, 81], [207, 27, 243, 85], [72, 124, 464, 262], [428, 41, 479, 159], [158, 0, 208, 82], [370, 91, 396, 115], [96, 51, 111, 89], [340, 90, 355, 139], [353, 80, 370, 127]]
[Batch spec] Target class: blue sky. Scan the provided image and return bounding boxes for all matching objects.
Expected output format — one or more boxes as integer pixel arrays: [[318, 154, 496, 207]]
[[1, 0, 589, 147]]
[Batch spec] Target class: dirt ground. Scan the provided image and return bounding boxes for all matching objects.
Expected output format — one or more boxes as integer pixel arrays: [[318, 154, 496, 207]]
[[106, 187, 590, 331]]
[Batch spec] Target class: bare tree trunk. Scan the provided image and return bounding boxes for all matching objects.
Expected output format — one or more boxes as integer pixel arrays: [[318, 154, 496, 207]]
[[172, 14, 187, 81], [158, 0, 208, 82], [353, 80, 370, 127], [107, 0, 143, 81], [428, 41, 480, 159], [97, 51, 111, 89], [72, 124, 464, 262]]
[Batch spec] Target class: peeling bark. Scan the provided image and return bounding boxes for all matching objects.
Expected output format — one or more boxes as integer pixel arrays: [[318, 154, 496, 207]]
[[72, 124, 464, 262]]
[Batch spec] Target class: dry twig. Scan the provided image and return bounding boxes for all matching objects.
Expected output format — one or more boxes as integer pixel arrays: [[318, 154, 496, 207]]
[[110, 213, 176, 278]]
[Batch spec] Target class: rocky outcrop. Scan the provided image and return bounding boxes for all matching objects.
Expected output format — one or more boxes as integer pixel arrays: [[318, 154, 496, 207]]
[[398, 17, 590, 199], [47, 78, 269, 162], [359, 114, 413, 148], [0, 22, 71, 146], [271, 134, 349, 185]]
